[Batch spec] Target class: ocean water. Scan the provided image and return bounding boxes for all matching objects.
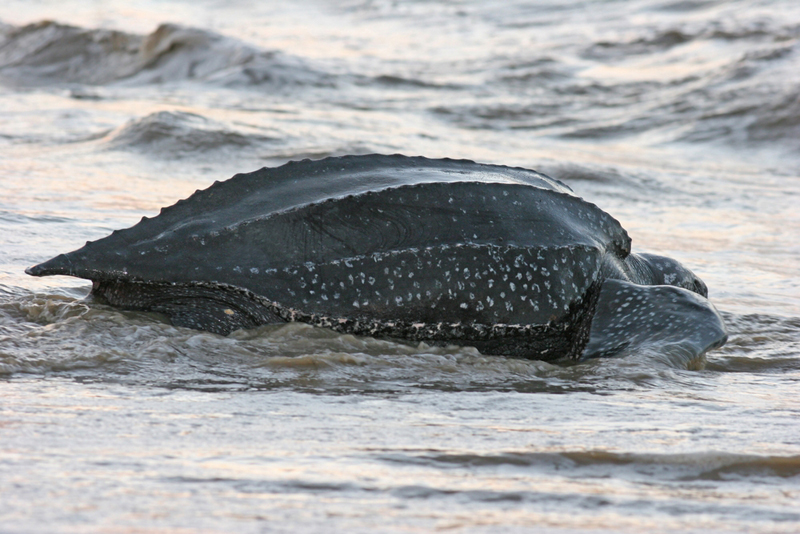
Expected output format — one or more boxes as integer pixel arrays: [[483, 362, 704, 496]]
[[1, 1, 799, 532]]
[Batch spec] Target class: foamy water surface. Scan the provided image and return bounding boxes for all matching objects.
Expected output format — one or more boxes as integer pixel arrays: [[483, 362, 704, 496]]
[[1, 1, 799, 532]]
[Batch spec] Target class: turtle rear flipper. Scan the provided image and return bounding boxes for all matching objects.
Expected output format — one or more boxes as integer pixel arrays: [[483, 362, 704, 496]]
[[93, 280, 283, 335]]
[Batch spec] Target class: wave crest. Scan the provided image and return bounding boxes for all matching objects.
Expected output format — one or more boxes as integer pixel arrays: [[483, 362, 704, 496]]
[[389, 449, 800, 481], [0, 21, 329, 88], [103, 110, 274, 155]]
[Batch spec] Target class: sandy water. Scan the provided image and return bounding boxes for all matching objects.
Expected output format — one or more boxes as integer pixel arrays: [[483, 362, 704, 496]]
[[1, 0, 799, 532]]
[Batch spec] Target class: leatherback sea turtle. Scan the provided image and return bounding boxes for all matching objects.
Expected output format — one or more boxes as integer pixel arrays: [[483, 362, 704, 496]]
[[27, 155, 727, 361]]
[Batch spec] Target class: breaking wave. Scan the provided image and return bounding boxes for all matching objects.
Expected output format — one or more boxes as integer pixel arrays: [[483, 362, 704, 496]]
[[1, 16, 797, 152], [0, 21, 331, 88]]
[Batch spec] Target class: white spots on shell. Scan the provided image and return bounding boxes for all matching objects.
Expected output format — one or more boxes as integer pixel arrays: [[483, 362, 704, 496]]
[[278, 243, 601, 329]]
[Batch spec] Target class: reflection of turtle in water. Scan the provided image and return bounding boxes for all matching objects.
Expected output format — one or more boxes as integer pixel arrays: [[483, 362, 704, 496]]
[[27, 155, 727, 361]]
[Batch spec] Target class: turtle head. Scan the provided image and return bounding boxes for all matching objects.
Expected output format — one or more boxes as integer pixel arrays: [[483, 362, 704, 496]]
[[625, 253, 708, 298]]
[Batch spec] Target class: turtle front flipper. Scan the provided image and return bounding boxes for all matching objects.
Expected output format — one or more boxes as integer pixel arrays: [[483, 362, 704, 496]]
[[583, 279, 727, 362], [92, 280, 284, 335]]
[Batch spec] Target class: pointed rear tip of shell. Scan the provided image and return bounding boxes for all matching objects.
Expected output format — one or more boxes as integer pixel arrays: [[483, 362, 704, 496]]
[[25, 254, 76, 277]]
